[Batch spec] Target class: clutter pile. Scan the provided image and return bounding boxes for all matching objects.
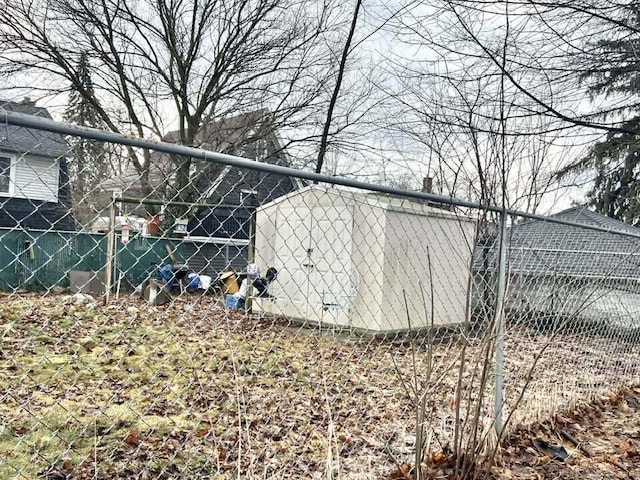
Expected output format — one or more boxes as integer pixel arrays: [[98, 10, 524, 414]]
[[224, 264, 278, 310], [136, 257, 278, 309]]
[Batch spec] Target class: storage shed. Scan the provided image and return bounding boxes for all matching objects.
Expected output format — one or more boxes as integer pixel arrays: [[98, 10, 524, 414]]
[[252, 186, 476, 335]]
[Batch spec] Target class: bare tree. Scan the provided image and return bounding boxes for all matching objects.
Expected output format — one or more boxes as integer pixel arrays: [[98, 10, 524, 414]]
[[316, 0, 363, 175], [402, 0, 640, 223], [358, 0, 577, 212], [0, 0, 346, 206]]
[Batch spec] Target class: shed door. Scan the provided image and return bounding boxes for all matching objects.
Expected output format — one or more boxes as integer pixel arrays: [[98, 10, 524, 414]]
[[274, 207, 313, 319], [274, 205, 354, 326], [309, 206, 352, 301], [308, 206, 353, 326]]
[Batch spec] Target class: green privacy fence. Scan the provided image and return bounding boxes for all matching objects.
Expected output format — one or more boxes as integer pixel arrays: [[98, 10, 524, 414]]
[[113, 233, 189, 290], [0, 229, 105, 291], [0, 228, 191, 292]]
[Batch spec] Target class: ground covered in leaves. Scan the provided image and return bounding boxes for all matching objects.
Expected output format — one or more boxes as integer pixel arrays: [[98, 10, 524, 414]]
[[0, 293, 639, 479], [0, 293, 456, 479], [497, 386, 640, 480]]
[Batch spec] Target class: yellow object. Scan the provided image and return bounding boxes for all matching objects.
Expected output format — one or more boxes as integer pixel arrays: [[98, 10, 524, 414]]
[[220, 271, 239, 294]]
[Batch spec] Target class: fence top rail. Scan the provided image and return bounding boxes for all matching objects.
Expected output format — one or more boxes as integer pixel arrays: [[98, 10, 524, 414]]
[[115, 196, 251, 210], [0, 226, 104, 236], [4, 108, 640, 240]]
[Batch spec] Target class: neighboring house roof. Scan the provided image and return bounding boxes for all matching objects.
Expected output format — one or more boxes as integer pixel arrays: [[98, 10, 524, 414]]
[[0, 99, 74, 231], [0, 100, 68, 157], [477, 207, 640, 280], [187, 166, 302, 238], [99, 109, 299, 203], [164, 109, 286, 161]]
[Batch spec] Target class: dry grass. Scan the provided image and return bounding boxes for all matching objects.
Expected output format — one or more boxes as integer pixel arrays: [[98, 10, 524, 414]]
[[0, 293, 639, 479]]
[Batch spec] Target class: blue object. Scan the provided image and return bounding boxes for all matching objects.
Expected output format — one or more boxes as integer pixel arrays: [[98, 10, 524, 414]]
[[158, 264, 174, 282], [156, 263, 189, 290], [225, 294, 244, 309], [187, 273, 200, 289]]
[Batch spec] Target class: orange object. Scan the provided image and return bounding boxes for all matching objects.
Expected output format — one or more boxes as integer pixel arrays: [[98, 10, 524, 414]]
[[146, 215, 161, 235], [220, 271, 239, 294]]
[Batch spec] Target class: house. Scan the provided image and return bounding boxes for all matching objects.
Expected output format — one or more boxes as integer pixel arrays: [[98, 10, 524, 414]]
[[252, 186, 477, 336], [473, 207, 640, 329], [0, 99, 73, 231], [97, 109, 301, 239]]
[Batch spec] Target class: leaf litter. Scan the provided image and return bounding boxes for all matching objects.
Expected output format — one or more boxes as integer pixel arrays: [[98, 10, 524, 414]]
[[0, 293, 639, 479]]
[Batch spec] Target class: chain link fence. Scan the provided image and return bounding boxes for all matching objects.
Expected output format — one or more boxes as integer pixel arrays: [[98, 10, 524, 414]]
[[1, 101, 640, 478]]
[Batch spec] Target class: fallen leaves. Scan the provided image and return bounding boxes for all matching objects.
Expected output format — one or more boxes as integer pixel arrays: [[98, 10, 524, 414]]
[[1, 294, 640, 479], [425, 451, 448, 465], [11, 425, 27, 435], [620, 440, 638, 459], [498, 387, 640, 479], [123, 428, 140, 446], [381, 462, 412, 480], [42, 459, 74, 480]]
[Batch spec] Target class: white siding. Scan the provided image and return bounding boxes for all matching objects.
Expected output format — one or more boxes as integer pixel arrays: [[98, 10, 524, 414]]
[[350, 202, 386, 330], [254, 186, 477, 333], [1, 152, 59, 202], [381, 211, 476, 329]]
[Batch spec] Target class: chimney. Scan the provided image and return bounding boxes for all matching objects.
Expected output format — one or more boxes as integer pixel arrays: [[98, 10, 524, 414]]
[[422, 176, 433, 194]]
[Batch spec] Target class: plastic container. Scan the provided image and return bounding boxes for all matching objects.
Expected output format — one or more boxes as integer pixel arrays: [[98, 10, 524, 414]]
[[146, 215, 161, 235], [225, 294, 244, 309], [220, 271, 239, 294]]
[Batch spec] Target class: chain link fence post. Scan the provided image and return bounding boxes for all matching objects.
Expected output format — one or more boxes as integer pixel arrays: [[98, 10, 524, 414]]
[[493, 209, 508, 436]]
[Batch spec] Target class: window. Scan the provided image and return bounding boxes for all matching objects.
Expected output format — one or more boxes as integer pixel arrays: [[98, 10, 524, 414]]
[[0, 155, 12, 194]]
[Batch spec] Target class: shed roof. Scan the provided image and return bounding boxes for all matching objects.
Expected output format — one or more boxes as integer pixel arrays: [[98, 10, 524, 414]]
[[0, 100, 68, 157], [478, 207, 640, 280], [257, 185, 475, 222]]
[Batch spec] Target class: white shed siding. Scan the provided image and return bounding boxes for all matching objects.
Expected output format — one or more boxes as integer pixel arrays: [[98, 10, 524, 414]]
[[350, 201, 386, 330], [3, 152, 59, 202], [381, 211, 474, 329], [253, 187, 476, 334]]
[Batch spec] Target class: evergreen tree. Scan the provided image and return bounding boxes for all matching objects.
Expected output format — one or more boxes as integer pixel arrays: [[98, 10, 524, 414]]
[[563, 5, 640, 225], [63, 53, 109, 226], [577, 123, 640, 226]]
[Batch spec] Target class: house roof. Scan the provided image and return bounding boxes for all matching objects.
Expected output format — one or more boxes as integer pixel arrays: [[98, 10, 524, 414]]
[[164, 109, 287, 161], [479, 207, 640, 280], [99, 109, 297, 203], [0, 100, 68, 157]]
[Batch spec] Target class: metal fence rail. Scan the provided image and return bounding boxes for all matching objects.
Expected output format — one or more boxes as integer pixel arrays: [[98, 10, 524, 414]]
[[1, 106, 640, 478]]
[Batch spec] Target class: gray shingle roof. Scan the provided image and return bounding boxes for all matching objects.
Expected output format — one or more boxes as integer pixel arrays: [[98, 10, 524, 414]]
[[476, 208, 640, 280], [0, 100, 68, 157], [100, 110, 292, 200]]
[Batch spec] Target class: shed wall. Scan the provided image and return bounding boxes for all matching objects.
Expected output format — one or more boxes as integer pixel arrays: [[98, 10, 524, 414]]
[[350, 202, 386, 330], [381, 210, 474, 329]]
